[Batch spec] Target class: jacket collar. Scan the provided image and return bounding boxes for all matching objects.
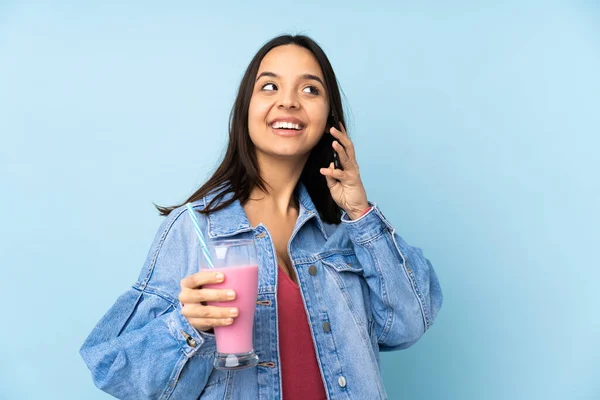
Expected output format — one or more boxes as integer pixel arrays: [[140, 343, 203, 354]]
[[206, 182, 328, 239]]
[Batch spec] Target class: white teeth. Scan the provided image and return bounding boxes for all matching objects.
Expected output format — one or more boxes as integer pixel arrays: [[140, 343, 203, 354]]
[[272, 121, 302, 130]]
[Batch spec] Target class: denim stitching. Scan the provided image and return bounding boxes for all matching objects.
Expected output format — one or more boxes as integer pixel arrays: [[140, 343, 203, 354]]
[[132, 284, 177, 305], [360, 208, 431, 332], [291, 249, 356, 266], [159, 352, 187, 399], [116, 289, 145, 337], [295, 263, 334, 397], [321, 258, 368, 330], [364, 240, 394, 344], [224, 371, 234, 400], [140, 206, 192, 289], [388, 230, 430, 330]]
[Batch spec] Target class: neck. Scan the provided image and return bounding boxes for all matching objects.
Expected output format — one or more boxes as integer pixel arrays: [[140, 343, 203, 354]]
[[248, 152, 307, 215]]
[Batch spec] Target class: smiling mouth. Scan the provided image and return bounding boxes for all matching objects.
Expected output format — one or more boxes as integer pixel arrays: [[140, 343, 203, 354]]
[[269, 125, 305, 136], [270, 121, 305, 131], [268, 119, 306, 136]]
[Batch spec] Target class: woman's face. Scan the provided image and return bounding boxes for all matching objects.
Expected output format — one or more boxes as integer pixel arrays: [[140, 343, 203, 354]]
[[248, 44, 330, 162]]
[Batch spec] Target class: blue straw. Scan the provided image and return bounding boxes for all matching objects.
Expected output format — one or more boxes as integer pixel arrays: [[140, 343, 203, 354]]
[[185, 203, 215, 268]]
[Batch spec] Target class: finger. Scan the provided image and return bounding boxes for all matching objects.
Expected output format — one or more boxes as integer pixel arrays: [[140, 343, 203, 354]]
[[179, 287, 236, 303], [330, 126, 356, 160], [332, 141, 351, 167], [181, 270, 224, 289], [188, 317, 234, 330], [181, 304, 239, 319], [320, 162, 338, 188], [320, 162, 345, 182]]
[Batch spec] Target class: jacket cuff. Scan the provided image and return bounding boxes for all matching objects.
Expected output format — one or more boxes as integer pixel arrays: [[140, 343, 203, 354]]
[[168, 305, 216, 357], [341, 202, 395, 243]]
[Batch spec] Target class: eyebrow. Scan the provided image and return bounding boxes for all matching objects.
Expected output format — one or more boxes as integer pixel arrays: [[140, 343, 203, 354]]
[[255, 71, 325, 87]]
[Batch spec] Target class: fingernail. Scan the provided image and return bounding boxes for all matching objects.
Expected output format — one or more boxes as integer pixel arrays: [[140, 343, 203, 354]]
[[227, 290, 235, 298], [215, 273, 224, 281], [229, 308, 238, 316], [224, 318, 233, 324]]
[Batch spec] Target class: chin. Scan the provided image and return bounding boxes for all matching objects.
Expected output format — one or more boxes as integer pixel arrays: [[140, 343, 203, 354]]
[[257, 147, 310, 160]]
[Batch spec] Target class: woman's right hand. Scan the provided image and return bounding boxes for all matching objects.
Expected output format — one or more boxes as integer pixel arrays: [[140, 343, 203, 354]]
[[179, 271, 238, 332]]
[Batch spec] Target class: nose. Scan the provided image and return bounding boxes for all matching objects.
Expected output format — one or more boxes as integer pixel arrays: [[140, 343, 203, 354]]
[[276, 87, 300, 110]]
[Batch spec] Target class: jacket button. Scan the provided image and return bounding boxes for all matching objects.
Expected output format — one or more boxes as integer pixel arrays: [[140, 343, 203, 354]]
[[181, 330, 197, 348], [322, 321, 331, 332], [308, 265, 317, 276], [338, 376, 347, 387]]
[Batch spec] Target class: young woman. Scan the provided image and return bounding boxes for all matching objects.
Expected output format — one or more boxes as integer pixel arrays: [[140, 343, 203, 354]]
[[80, 34, 443, 400]]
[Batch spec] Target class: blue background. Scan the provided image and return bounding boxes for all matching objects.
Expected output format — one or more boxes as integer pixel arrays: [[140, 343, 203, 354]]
[[1, 1, 598, 399]]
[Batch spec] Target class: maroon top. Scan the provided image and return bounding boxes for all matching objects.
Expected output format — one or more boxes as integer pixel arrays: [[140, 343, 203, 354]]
[[277, 266, 327, 400]]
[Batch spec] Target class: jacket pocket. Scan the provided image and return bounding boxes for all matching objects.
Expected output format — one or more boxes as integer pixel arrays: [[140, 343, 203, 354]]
[[320, 253, 370, 328], [320, 253, 363, 274]]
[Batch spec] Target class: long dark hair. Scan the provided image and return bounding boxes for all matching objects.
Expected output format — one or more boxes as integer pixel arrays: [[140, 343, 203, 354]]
[[155, 34, 346, 224]]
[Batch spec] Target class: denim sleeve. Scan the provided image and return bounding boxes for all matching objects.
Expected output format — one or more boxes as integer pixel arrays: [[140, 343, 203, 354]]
[[341, 202, 443, 351], [79, 206, 216, 399]]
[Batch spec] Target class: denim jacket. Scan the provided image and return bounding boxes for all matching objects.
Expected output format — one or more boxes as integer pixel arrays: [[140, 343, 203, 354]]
[[80, 183, 443, 399]]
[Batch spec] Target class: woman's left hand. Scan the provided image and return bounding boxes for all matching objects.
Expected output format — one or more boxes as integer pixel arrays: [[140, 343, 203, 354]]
[[319, 123, 370, 220]]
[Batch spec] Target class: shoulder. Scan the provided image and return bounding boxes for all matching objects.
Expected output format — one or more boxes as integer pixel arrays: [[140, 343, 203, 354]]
[[134, 198, 208, 296], [157, 199, 207, 244]]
